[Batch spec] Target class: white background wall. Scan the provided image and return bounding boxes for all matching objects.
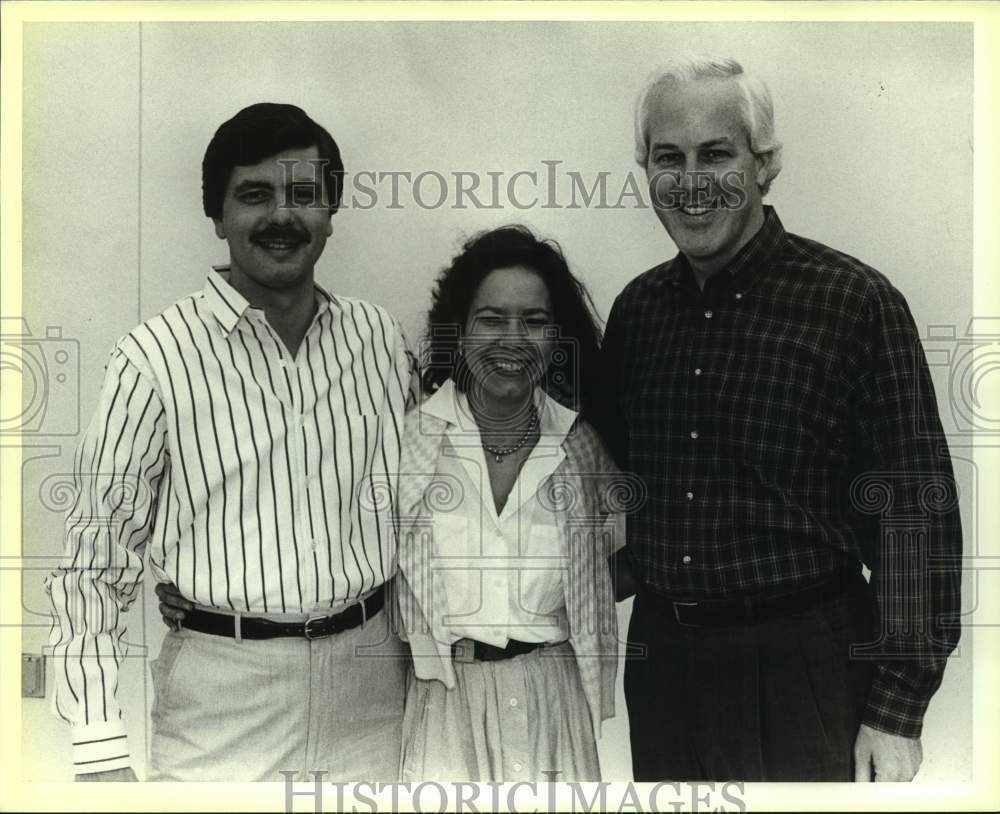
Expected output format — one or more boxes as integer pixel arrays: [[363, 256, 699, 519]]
[[18, 21, 973, 781]]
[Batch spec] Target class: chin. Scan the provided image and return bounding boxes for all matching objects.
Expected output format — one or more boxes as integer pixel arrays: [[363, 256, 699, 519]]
[[259, 266, 312, 288], [471, 375, 534, 406], [673, 229, 728, 260]]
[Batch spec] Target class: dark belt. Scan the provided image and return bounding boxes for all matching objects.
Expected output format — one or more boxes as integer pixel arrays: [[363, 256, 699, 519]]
[[180, 585, 384, 640], [640, 567, 859, 628], [451, 637, 546, 663]]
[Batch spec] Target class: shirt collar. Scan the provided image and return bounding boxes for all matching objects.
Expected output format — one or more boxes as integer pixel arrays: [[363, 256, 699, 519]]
[[202, 265, 336, 336], [658, 205, 786, 291], [420, 378, 578, 445]]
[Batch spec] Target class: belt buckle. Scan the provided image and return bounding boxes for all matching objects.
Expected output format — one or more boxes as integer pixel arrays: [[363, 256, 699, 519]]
[[452, 639, 475, 664], [672, 601, 698, 627], [304, 614, 331, 640]]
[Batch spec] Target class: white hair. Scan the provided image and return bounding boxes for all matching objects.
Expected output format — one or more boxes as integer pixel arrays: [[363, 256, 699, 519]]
[[633, 55, 783, 195]]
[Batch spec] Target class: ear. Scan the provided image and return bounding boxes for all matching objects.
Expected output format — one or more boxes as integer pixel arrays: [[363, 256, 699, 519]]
[[213, 218, 226, 240], [754, 151, 772, 191], [325, 214, 333, 238]]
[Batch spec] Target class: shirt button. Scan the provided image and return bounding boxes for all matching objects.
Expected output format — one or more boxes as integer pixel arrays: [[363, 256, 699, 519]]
[[685, 491, 694, 501], [689, 430, 699, 440], [735, 292, 744, 300], [682, 555, 693, 565], [704, 310, 714, 319], [509, 697, 518, 708], [693, 368, 702, 376], [512, 762, 523, 772]]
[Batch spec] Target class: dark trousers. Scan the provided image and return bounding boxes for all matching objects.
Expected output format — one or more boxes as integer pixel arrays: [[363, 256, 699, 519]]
[[624, 575, 876, 781]]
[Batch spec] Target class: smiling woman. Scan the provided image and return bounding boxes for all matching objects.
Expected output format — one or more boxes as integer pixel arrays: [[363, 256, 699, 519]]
[[393, 225, 626, 781], [420, 225, 604, 418]]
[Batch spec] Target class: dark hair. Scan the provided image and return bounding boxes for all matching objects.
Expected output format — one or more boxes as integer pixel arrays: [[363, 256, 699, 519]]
[[202, 102, 345, 219], [421, 224, 603, 413]]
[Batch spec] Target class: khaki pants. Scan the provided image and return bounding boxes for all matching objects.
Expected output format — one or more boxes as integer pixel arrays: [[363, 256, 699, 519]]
[[148, 606, 407, 781]]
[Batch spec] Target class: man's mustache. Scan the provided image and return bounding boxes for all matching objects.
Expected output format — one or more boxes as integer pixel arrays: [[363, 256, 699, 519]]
[[250, 226, 310, 243]]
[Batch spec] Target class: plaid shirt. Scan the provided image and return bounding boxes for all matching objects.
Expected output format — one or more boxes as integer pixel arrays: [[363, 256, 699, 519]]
[[593, 206, 962, 738]]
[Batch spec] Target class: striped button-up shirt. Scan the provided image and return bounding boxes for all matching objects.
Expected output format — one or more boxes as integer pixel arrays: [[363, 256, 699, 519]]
[[45, 268, 412, 773], [592, 207, 962, 738]]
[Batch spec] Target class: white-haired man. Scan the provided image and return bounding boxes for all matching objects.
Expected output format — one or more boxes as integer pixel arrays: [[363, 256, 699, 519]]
[[593, 57, 961, 781]]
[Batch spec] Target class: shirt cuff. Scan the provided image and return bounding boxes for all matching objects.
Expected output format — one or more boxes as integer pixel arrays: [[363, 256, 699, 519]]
[[71, 721, 130, 775], [861, 673, 931, 739]]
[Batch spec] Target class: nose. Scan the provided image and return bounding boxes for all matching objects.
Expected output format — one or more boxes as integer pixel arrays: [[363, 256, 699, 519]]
[[496, 317, 529, 342], [267, 190, 297, 224], [680, 161, 716, 204], [678, 164, 697, 195]]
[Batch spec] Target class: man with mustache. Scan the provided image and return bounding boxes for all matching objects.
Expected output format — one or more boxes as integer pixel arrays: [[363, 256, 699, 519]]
[[45, 103, 412, 781], [594, 57, 962, 781]]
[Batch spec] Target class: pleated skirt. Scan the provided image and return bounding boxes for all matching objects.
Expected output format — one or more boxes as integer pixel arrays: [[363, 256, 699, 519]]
[[399, 641, 600, 782]]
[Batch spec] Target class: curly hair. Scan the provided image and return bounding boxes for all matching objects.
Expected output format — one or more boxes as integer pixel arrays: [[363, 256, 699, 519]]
[[421, 224, 603, 413]]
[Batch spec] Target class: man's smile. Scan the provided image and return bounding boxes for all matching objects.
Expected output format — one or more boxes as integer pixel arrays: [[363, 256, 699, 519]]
[[679, 204, 713, 217], [250, 231, 310, 258]]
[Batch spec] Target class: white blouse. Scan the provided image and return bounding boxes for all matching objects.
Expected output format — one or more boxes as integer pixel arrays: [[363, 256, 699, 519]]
[[418, 379, 578, 647]]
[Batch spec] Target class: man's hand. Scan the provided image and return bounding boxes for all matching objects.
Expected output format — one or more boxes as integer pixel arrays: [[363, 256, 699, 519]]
[[155, 581, 193, 630], [76, 767, 138, 782], [854, 723, 922, 781], [611, 548, 638, 602]]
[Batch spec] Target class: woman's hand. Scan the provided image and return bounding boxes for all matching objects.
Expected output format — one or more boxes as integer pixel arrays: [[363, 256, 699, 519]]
[[155, 582, 193, 630]]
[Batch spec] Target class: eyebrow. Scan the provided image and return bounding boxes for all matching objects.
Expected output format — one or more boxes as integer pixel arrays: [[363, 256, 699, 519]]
[[233, 178, 321, 191], [472, 306, 552, 317], [232, 179, 275, 195], [652, 137, 735, 150]]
